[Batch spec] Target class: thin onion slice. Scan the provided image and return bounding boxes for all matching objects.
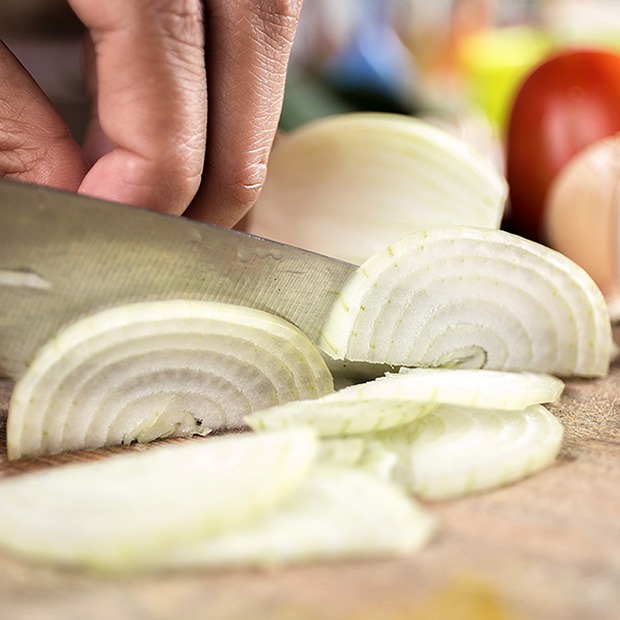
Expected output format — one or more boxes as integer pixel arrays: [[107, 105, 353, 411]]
[[245, 367, 563, 437], [0, 429, 318, 572], [375, 404, 564, 500], [246, 397, 436, 437], [318, 439, 399, 481], [319, 226, 613, 377], [249, 113, 507, 264], [161, 466, 436, 570], [7, 301, 333, 459], [332, 368, 564, 410]]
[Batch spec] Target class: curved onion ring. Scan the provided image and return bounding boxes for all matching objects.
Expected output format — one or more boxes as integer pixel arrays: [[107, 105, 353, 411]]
[[319, 227, 613, 377], [8, 301, 333, 459]]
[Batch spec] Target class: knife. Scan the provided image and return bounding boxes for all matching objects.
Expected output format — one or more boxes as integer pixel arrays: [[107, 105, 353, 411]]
[[0, 179, 356, 380]]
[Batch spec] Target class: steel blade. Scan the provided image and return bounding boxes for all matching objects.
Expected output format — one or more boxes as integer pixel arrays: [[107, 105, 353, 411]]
[[0, 179, 355, 379]]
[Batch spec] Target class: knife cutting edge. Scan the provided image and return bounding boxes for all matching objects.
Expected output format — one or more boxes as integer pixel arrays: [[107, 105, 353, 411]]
[[0, 178, 356, 380]]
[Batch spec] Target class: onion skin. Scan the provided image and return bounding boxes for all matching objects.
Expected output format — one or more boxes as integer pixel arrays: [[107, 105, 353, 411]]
[[506, 48, 620, 242], [544, 135, 620, 314]]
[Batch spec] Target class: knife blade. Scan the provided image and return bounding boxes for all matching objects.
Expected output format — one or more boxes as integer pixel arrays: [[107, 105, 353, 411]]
[[0, 179, 356, 380]]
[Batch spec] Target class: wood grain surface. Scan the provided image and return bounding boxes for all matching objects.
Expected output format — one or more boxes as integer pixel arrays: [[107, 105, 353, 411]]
[[0, 357, 617, 620]]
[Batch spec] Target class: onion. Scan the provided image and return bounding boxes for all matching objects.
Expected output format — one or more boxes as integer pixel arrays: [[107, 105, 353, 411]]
[[319, 226, 614, 377], [7, 301, 334, 459], [247, 398, 436, 438], [161, 466, 436, 570], [245, 368, 563, 437], [332, 368, 564, 410], [544, 135, 620, 322], [374, 404, 564, 500], [249, 113, 507, 264], [0, 429, 318, 572], [315, 438, 399, 481]]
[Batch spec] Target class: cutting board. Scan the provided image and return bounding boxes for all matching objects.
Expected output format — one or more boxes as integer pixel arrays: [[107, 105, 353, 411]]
[[0, 356, 618, 620]]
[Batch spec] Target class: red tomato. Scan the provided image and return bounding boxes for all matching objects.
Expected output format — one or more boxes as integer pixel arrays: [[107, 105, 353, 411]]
[[505, 48, 620, 242]]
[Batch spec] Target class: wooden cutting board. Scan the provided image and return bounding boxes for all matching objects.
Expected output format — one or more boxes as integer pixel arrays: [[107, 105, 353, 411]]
[[0, 358, 617, 620]]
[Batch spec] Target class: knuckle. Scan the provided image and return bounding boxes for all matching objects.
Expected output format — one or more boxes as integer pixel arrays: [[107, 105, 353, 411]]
[[227, 161, 269, 212]]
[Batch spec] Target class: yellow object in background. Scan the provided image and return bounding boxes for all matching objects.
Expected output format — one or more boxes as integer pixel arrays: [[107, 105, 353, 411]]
[[458, 26, 553, 132]]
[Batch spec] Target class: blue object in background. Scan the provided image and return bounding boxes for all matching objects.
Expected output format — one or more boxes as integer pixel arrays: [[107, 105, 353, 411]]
[[323, 0, 416, 105]]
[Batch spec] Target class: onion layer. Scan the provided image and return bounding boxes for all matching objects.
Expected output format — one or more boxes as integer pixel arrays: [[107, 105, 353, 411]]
[[162, 466, 436, 570], [0, 429, 318, 572], [246, 397, 436, 437], [374, 404, 564, 500], [333, 368, 564, 410], [246, 368, 563, 437], [250, 113, 507, 264], [319, 226, 613, 377], [7, 301, 334, 459]]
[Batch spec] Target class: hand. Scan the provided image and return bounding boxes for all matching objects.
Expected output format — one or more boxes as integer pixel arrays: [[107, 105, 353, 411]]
[[0, 0, 302, 227]]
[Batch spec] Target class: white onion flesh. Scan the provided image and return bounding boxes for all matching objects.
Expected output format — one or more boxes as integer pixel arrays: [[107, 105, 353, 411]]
[[246, 397, 436, 437], [0, 429, 318, 572], [333, 368, 564, 410], [161, 467, 436, 570], [7, 301, 334, 459], [319, 226, 613, 377], [374, 404, 564, 500], [245, 367, 563, 437], [250, 113, 507, 264], [318, 438, 399, 481]]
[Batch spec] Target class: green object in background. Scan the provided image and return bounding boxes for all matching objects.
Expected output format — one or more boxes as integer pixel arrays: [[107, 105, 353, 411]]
[[459, 26, 554, 132], [280, 70, 354, 132]]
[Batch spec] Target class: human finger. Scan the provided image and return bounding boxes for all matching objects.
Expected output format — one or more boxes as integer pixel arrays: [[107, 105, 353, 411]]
[[68, 0, 208, 214], [184, 0, 302, 226]]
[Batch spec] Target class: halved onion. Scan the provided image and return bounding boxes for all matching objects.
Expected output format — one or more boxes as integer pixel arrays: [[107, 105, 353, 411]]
[[375, 404, 564, 500], [161, 466, 436, 570], [7, 301, 334, 459], [319, 226, 613, 377], [0, 429, 318, 572], [249, 113, 507, 264]]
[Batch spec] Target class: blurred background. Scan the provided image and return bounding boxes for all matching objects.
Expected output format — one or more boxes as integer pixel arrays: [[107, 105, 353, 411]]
[[2, 0, 620, 144]]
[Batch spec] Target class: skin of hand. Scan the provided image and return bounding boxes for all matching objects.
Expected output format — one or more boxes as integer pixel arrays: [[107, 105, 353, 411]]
[[0, 0, 302, 227]]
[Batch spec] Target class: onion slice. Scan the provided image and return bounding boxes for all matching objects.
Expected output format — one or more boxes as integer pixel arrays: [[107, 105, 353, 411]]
[[0, 429, 318, 572], [319, 226, 613, 377], [7, 301, 334, 459], [245, 367, 563, 436], [246, 397, 436, 437], [375, 404, 564, 500], [249, 113, 507, 264], [161, 467, 436, 570], [333, 368, 564, 410], [318, 438, 399, 481]]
